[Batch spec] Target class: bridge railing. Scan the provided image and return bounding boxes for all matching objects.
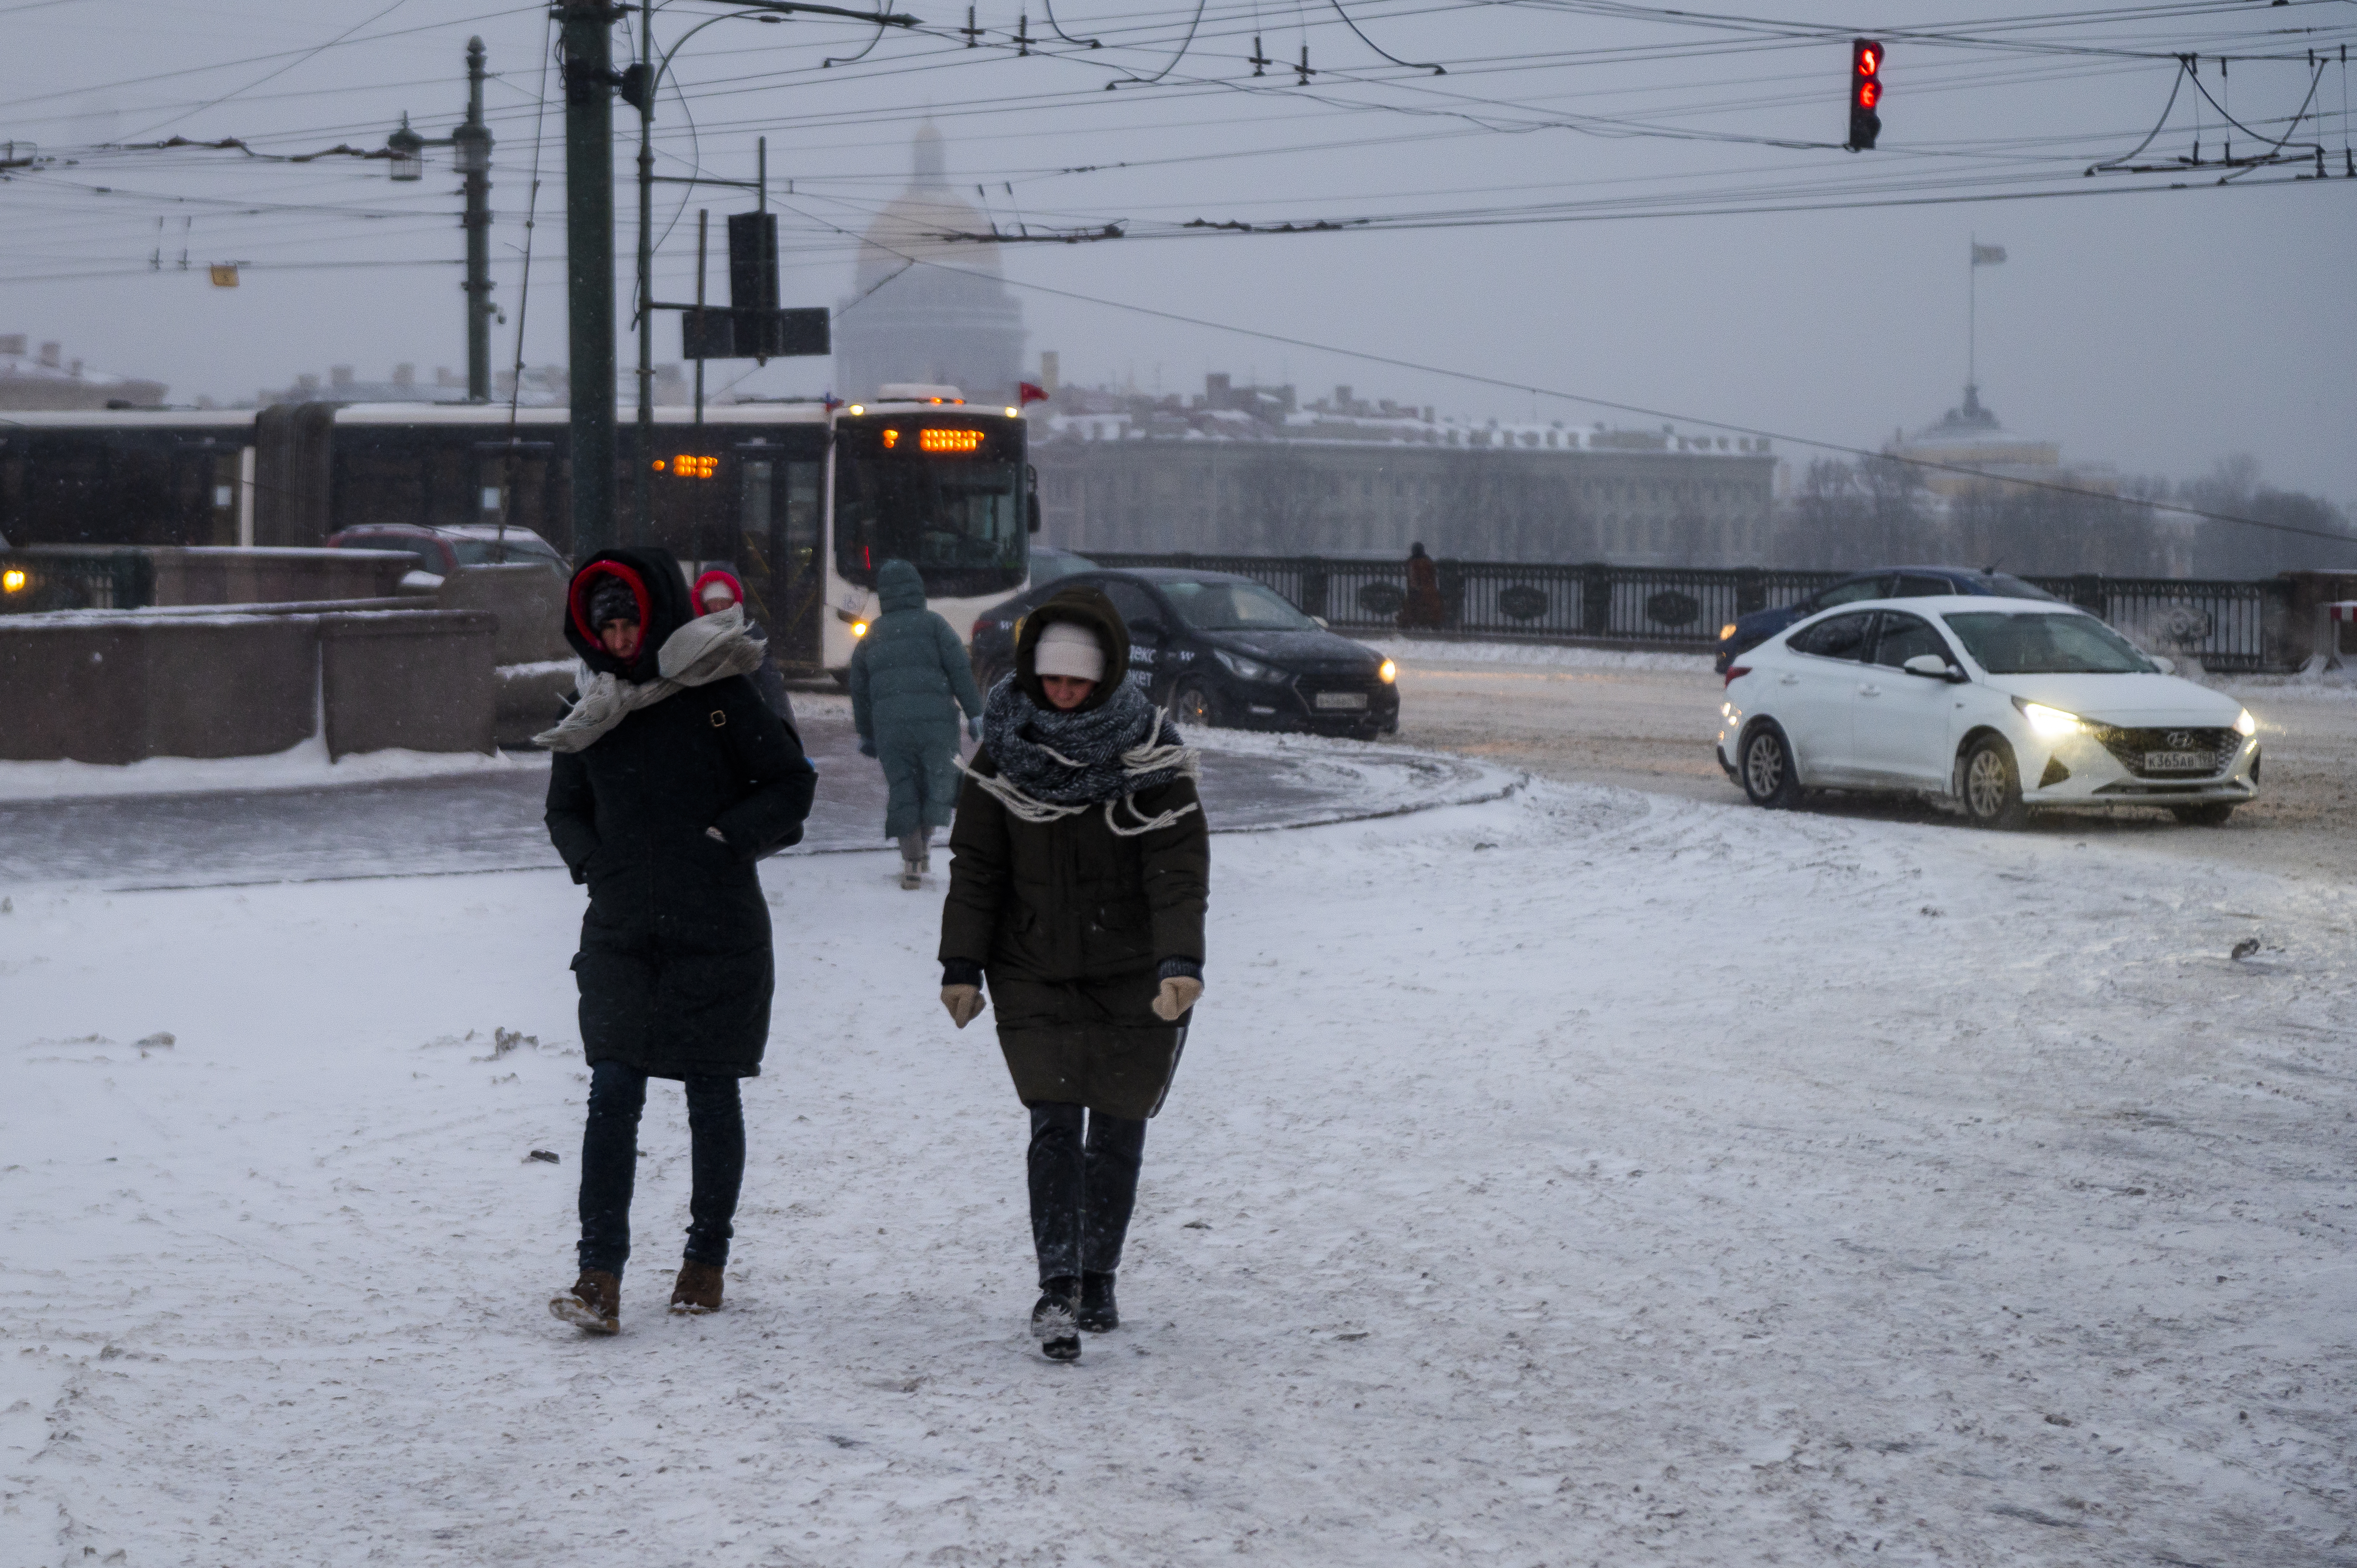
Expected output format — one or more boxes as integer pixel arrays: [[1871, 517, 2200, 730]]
[[1084, 553, 2299, 672]]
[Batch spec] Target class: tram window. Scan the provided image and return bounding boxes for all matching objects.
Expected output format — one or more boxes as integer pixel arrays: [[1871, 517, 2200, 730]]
[[784, 462, 820, 562], [336, 445, 426, 528]]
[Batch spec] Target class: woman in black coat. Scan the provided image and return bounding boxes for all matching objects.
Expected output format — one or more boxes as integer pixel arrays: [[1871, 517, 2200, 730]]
[[542, 545, 816, 1335], [937, 586, 1210, 1361]]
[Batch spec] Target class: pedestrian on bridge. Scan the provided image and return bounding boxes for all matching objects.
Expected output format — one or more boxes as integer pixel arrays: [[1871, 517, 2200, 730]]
[[540, 546, 816, 1336], [937, 587, 1209, 1362], [848, 557, 986, 889], [692, 567, 797, 728]]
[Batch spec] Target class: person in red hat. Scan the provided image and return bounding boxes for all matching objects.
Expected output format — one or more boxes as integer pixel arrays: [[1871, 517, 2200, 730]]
[[692, 568, 797, 728]]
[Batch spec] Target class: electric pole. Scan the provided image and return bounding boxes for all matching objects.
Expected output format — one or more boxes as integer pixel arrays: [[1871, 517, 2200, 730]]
[[561, 0, 618, 559], [457, 37, 495, 402]]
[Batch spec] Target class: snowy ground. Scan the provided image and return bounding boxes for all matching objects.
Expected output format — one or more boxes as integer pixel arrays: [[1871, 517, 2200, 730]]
[[3, 777, 2352, 1567]]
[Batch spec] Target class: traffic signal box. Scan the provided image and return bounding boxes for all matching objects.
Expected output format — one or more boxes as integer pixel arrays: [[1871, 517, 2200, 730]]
[[1849, 39, 1884, 151], [680, 210, 830, 361]]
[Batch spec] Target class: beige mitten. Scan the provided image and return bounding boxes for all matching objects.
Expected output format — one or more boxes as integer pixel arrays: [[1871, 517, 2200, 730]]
[[941, 984, 985, 1028], [1151, 976, 1203, 1022]]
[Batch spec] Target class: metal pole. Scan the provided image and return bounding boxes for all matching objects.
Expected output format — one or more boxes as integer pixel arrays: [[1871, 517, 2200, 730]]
[[462, 37, 494, 403], [1967, 236, 1977, 398], [634, 0, 655, 544], [561, 0, 617, 560], [694, 208, 707, 428]]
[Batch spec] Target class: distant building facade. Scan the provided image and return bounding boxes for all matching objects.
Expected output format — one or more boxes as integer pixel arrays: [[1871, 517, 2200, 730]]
[[1033, 375, 1776, 565], [0, 335, 166, 410], [256, 361, 664, 407], [833, 125, 1025, 405]]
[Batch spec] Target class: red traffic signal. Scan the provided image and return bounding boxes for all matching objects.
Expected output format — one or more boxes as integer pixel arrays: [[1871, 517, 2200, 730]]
[[1848, 38, 1884, 151]]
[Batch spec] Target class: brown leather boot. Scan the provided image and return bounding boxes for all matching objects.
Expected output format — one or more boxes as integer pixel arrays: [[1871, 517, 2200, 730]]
[[549, 1268, 620, 1335], [669, 1259, 725, 1314]]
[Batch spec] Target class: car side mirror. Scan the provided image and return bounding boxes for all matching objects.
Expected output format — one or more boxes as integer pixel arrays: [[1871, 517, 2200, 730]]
[[1902, 653, 1962, 682], [2147, 654, 2174, 676]]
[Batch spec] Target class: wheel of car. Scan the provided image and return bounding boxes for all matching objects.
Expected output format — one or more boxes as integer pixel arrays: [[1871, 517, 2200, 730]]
[[1959, 736, 2028, 830], [2170, 802, 2235, 826], [1740, 723, 1804, 810], [1168, 679, 1220, 728]]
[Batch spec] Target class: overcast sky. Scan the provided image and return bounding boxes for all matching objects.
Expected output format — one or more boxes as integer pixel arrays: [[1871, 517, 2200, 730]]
[[4, 0, 2351, 505]]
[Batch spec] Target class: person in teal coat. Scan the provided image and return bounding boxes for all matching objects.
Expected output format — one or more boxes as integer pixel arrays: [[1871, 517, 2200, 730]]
[[849, 558, 986, 888]]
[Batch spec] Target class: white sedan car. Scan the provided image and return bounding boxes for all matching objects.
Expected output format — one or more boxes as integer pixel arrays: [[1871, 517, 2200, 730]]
[[1716, 596, 2260, 828]]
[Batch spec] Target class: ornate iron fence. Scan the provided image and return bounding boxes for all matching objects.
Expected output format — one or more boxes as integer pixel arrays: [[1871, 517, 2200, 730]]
[[0, 548, 156, 614], [1084, 553, 2296, 671]]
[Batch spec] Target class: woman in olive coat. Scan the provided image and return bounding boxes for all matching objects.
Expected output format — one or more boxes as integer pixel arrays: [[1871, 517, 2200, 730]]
[[540, 546, 816, 1335], [937, 585, 1210, 1361]]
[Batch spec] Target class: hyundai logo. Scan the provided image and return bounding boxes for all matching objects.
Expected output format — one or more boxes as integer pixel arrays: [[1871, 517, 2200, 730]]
[[2166, 730, 2194, 749]]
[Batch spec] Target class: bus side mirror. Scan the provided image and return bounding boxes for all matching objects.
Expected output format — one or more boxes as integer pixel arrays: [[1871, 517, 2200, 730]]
[[1027, 494, 1041, 535]]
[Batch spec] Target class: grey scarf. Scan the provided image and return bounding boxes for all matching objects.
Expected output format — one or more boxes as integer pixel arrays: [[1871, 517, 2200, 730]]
[[966, 674, 1200, 835], [535, 606, 766, 753]]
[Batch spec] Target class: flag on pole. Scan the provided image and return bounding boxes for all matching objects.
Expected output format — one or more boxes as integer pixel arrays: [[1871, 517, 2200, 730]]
[[1971, 243, 2007, 266]]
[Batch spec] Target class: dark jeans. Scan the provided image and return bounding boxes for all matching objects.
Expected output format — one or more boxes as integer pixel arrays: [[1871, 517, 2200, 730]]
[[577, 1059, 744, 1279], [1026, 1102, 1147, 1286]]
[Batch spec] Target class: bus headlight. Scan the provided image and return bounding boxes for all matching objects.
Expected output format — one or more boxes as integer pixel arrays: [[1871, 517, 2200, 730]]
[[851, 621, 869, 638]]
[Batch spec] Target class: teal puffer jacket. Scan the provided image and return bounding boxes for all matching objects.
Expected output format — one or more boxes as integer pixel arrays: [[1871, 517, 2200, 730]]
[[849, 557, 985, 761]]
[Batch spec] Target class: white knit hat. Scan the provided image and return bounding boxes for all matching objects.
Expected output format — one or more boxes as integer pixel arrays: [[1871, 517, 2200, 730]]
[[1033, 620, 1106, 682]]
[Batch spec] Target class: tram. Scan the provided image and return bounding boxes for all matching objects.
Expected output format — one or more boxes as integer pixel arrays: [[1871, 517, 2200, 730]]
[[0, 389, 1036, 676]]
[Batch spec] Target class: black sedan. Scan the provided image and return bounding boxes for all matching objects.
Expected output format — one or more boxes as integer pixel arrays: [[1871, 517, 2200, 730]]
[[1713, 565, 2060, 672], [971, 568, 1400, 738]]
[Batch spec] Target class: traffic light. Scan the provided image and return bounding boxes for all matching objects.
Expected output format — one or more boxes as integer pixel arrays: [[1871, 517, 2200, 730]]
[[1848, 38, 1884, 151]]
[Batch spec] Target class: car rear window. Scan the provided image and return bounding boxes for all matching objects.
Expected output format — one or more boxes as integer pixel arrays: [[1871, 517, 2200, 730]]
[[1163, 579, 1315, 631], [1983, 572, 2059, 603], [1943, 611, 2149, 673], [1787, 611, 1876, 661]]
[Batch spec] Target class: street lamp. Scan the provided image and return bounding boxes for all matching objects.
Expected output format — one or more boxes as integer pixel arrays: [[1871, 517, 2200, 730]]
[[382, 39, 497, 401], [386, 116, 425, 182]]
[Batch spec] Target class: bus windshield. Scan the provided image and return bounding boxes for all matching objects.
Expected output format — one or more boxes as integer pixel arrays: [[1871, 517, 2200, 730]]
[[834, 418, 1026, 598]]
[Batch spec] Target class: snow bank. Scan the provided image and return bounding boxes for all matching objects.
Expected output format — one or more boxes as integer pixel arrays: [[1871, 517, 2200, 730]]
[[1361, 636, 1716, 673], [0, 736, 546, 803], [3, 781, 2350, 1566]]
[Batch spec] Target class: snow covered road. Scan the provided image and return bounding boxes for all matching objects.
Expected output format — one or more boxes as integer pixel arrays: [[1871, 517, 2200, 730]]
[[3, 779, 2351, 1566]]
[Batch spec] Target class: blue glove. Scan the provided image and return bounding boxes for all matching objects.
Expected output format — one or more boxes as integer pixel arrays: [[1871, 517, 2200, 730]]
[[967, 716, 983, 742], [858, 738, 877, 758]]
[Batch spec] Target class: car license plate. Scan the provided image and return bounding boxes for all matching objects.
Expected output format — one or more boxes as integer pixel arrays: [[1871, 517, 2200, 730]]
[[2143, 750, 2209, 773], [1314, 691, 1369, 711]]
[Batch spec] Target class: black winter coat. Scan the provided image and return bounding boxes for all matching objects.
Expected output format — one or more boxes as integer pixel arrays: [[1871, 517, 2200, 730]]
[[939, 587, 1210, 1118], [546, 547, 817, 1079]]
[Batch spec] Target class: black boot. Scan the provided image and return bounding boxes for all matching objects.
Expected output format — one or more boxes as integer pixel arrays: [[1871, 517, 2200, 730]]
[[1077, 1270, 1119, 1333], [1032, 1276, 1081, 1362]]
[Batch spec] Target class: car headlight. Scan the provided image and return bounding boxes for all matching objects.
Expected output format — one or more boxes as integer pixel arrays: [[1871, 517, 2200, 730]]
[[1215, 649, 1277, 682], [1717, 623, 1737, 641], [2012, 697, 2081, 738], [2233, 708, 2256, 738], [850, 620, 869, 638], [1377, 658, 1396, 684], [1, 568, 25, 593]]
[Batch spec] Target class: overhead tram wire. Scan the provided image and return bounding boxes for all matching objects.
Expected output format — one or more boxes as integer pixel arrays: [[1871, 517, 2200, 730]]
[[826, 226, 2355, 546]]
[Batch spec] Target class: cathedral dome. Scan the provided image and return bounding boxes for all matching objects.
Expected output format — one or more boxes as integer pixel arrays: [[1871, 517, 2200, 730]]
[[835, 122, 1025, 403], [851, 123, 1004, 292]]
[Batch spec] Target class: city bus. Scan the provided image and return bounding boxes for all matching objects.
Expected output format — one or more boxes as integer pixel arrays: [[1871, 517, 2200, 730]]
[[0, 389, 1036, 677]]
